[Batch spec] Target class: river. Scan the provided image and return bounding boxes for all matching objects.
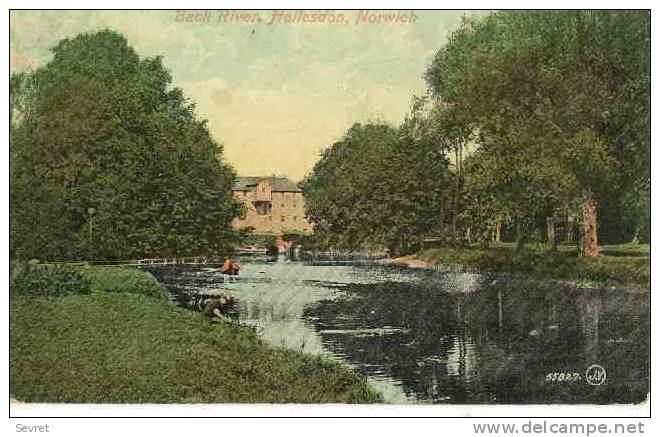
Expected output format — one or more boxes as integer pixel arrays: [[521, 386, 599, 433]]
[[148, 256, 649, 404]]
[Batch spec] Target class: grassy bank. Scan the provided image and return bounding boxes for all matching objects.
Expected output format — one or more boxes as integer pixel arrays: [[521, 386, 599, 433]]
[[10, 265, 381, 403], [409, 243, 650, 287]]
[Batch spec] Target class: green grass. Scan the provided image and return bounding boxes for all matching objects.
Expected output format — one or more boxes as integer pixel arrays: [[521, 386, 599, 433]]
[[76, 265, 169, 300], [418, 243, 649, 287], [10, 267, 381, 404]]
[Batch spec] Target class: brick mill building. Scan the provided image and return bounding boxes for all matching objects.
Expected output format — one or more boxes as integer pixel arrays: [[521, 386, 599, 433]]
[[232, 176, 312, 235]]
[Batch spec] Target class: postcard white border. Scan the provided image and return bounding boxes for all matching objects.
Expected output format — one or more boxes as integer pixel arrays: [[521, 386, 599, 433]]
[[2, 0, 656, 430]]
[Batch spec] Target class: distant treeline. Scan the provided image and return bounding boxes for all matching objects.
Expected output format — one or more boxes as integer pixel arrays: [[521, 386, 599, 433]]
[[302, 11, 650, 256]]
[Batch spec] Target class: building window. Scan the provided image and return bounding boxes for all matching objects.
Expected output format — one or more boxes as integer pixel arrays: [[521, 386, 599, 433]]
[[254, 201, 272, 215], [293, 216, 297, 221], [281, 216, 285, 222]]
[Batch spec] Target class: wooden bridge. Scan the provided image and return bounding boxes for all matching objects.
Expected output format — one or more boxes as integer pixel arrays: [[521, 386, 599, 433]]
[[40, 251, 279, 268], [41, 256, 214, 267], [132, 257, 210, 266]]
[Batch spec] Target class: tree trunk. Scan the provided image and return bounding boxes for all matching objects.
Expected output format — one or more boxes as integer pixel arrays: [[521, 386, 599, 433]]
[[566, 214, 575, 244], [458, 144, 463, 174], [452, 148, 460, 240], [515, 219, 526, 251], [452, 191, 458, 240], [581, 193, 600, 257], [630, 226, 641, 245], [492, 217, 502, 243], [546, 216, 556, 251]]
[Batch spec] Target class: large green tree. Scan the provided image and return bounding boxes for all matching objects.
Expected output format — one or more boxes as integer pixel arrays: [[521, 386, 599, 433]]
[[10, 30, 241, 260], [302, 121, 452, 255], [425, 11, 650, 256]]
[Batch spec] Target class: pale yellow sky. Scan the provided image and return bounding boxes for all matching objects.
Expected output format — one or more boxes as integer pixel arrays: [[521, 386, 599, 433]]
[[10, 10, 470, 181]]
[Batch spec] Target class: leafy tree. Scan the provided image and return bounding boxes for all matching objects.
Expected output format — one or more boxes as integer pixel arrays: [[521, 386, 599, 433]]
[[302, 121, 452, 255], [10, 30, 241, 260], [425, 11, 650, 256]]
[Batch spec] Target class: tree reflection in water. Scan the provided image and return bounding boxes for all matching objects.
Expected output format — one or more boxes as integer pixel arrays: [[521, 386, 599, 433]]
[[149, 262, 649, 405], [305, 277, 649, 404]]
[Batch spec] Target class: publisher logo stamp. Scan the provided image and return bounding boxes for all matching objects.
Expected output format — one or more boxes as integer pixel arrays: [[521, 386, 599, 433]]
[[585, 365, 607, 386]]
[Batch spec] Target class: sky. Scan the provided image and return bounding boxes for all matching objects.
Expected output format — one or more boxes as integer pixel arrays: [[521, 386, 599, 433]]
[[10, 10, 471, 181]]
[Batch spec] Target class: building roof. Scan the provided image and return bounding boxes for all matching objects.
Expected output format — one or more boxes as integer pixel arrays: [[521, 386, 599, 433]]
[[233, 176, 302, 192]]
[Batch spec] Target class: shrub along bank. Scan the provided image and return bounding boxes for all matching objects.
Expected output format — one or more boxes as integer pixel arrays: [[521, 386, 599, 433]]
[[410, 244, 650, 288], [77, 265, 169, 300]]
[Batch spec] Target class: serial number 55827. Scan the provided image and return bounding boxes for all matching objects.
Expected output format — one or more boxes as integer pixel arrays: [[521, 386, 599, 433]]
[[545, 372, 582, 383]]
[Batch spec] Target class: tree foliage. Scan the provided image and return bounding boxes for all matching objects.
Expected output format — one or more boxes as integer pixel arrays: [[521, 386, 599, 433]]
[[302, 120, 453, 255], [425, 11, 650, 250], [302, 11, 649, 255], [10, 30, 241, 260]]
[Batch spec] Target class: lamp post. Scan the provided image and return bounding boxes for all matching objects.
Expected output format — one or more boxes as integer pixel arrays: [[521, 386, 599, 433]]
[[87, 207, 95, 258]]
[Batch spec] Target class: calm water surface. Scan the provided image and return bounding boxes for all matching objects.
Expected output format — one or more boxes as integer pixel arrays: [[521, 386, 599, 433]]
[[151, 257, 649, 404]]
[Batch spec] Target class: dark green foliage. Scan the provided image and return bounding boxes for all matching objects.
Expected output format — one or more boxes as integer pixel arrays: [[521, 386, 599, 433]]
[[599, 180, 650, 244], [281, 229, 310, 241], [10, 293, 382, 403], [10, 263, 91, 298], [10, 30, 240, 261], [77, 266, 169, 300], [302, 121, 453, 255], [425, 11, 650, 246], [265, 242, 279, 257], [302, 12, 648, 256], [236, 230, 278, 248], [9, 263, 168, 300], [421, 243, 649, 287]]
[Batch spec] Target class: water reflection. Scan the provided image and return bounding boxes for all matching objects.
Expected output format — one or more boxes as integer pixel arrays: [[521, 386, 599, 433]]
[[149, 258, 649, 404]]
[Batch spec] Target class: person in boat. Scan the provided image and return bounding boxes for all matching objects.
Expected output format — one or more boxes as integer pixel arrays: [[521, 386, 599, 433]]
[[220, 257, 240, 275]]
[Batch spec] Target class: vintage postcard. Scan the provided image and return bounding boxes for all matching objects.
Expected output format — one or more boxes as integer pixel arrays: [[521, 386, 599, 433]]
[[8, 6, 651, 426]]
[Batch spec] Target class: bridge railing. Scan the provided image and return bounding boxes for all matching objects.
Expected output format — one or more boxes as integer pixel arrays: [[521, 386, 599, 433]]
[[38, 257, 213, 267]]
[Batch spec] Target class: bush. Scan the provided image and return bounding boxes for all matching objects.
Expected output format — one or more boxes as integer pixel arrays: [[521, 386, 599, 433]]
[[237, 231, 277, 248], [577, 256, 649, 286], [281, 229, 311, 241], [77, 266, 168, 300], [10, 263, 91, 298], [422, 245, 649, 286], [265, 242, 279, 257]]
